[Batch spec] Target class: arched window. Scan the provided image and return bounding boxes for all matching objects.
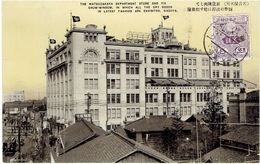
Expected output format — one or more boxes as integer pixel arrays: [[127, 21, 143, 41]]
[[81, 49, 99, 62]]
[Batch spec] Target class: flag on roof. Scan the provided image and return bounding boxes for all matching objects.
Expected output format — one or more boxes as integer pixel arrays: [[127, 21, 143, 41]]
[[49, 39, 56, 44], [72, 16, 80, 22], [163, 15, 169, 20]]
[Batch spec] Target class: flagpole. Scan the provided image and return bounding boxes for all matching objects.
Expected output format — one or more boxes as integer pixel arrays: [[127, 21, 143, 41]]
[[161, 14, 163, 27], [48, 34, 51, 48], [70, 12, 72, 30]]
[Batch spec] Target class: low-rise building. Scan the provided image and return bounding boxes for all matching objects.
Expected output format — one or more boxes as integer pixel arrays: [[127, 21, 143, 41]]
[[3, 91, 25, 103], [51, 119, 173, 163], [202, 125, 259, 163], [115, 115, 212, 160], [228, 89, 259, 123]]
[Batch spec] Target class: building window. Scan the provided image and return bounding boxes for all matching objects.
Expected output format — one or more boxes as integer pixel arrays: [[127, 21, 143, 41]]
[[126, 108, 140, 119], [167, 57, 178, 65], [107, 79, 120, 89], [188, 69, 192, 78], [84, 63, 98, 74], [151, 68, 163, 77], [126, 51, 139, 60], [107, 94, 120, 104], [106, 50, 120, 60], [126, 94, 139, 103], [86, 94, 98, 104], [193, 59, 197, 65], [184, 58, 196, 65], [213, 62, 220, 66], [223, 70, 230, 78], [145, 107, 158, 116], [107, 63, 120, 74], [213, 70, 220, 78], [197, 93, 210, 102], [233, 70, 240, 78], [108, 108, 121, 119], [151, 56, 163, 64], [180, 93, 191, 102], [167, 69, 179, 77], [126, 64, 139, 74], [202, 69, 209, 78], [85, 79, 98, 89], [188, 59, 192, 65], [193, 69, 197, 78], [145, 93, 158, 103], [237, 71, 240, 78], [180, 106, 192, 116], [90, 109, 99, 120], [163, 93, 175, 103], [202, 58, 209, 66], [184, 69, 187, 78], [227, 70, 230, 78], [126, 79, 139, 89], [184, 58, 187, 65]]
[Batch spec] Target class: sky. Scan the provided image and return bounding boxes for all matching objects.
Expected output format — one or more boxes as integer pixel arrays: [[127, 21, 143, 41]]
[[2, 0, 260, 99]]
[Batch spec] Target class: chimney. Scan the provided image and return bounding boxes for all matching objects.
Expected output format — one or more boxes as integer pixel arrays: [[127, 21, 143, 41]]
[[239, 88, 246, 101], [239, 88, 247, 123]]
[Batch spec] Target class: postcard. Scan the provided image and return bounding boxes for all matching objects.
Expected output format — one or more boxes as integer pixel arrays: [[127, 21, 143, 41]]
[[2, 0, 259, 163]]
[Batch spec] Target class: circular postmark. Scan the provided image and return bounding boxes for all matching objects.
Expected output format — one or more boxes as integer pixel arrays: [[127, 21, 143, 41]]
[[203, 15, 250, 65]]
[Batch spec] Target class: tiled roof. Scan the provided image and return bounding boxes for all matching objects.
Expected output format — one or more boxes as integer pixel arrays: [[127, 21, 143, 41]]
[[185, 114, 206, 123], [114, 126, 128, 137], [125, 116, 192, 133], [202, 147, 248, 163], [146, 78, 191, 86], [188, 79, 216, 86], [53, 131, 173, 163], [246, 90, 259, 102], [3, 100, 45, 109], [59, 119, 105, 153], [220, 125, 259, 146]]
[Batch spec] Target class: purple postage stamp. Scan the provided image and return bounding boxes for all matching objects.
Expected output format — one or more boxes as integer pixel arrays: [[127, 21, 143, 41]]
[[211, 15, 250, 62]]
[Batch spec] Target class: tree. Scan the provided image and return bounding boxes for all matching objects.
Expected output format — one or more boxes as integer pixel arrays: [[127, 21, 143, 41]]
[[202, 81, 227, 148], [161, 119, 184, 158]]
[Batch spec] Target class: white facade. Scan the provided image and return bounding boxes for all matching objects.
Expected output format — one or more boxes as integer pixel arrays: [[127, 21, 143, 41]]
[[4, 91, 25, 103], [46, 24, 255, 130]]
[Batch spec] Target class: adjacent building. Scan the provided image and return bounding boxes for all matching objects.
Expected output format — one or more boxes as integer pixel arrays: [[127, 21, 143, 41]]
[[46, 23, 256, 130], [3, 91, 25, 103], [228, 89, 259, 123], [51, 119, 173, 163], [202, 125, 259, 163]]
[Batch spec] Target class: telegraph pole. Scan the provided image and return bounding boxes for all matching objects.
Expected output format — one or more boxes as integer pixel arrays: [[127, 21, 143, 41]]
[[17, 101, 21, 161], [86, 92, 91, 114], [166, 86, 170, 116], [86, 92, 92, 122]]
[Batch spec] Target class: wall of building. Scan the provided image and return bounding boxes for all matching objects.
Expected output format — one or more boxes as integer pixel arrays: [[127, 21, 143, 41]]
[[118, 151, 161, 163], [4, 91, 25, 103], [46, 24, 249, 130], [70, 29, 107, 128]]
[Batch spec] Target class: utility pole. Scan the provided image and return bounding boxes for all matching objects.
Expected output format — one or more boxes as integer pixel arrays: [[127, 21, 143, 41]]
[[86, 93, 92, 122], [166, 86, 170, 116], [196, 117, 199, 161], [220, 113, 222, 147], [17, 101, 21, 161]]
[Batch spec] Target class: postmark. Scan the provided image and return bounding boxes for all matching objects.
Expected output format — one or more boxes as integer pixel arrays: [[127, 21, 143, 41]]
[[203, 15, 250, 65]]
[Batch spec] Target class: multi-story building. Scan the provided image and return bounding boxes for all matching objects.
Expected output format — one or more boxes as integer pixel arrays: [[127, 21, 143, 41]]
[[46, 24, 256, 130], [3, 90, 25, 103]]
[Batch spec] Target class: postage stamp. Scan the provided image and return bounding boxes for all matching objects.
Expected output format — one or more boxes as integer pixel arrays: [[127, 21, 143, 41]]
[[211, 15, 250, 62]]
